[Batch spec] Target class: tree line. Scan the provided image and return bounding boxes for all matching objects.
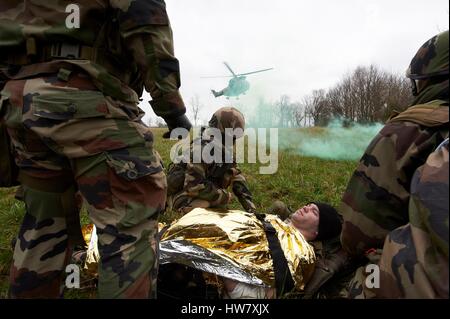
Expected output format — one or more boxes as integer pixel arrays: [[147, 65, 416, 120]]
[[147, 64, 412, 128], [249, 64, 412, 127]]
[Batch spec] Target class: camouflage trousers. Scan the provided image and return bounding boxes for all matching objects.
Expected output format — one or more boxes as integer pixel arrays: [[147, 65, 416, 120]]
[[0, 72, 167, 298], [167, 193, 230, 214], [167, 193, 216, 214]]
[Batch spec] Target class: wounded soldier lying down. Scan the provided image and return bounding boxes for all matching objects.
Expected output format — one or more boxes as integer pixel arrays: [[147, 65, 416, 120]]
[[157, 203, 352, 299], [76, 202, 356, 299]]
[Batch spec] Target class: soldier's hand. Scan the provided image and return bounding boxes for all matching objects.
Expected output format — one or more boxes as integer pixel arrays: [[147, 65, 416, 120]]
[[226, 192, 233, 204], [162, 114, 192, 139], [254, 211, 267, 223], [267, 200, 292, 220], [246, 206, 266, 222], [303, 248, 355, 298], [242, 200, 257, 214], [251, 209, 266, 222]]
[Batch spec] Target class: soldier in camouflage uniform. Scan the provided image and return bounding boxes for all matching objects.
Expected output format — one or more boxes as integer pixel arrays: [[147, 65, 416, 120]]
[[339, 31, 449, 298], [166, 107, 257, 214], [0, 0, 191, 298]]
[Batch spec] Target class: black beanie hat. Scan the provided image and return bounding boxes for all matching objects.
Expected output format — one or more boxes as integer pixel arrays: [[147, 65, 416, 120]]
[[312, 202, 342, 241]]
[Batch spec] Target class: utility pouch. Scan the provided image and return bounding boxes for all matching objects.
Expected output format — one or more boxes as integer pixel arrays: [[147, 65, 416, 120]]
[[166, 162, 187, 196]]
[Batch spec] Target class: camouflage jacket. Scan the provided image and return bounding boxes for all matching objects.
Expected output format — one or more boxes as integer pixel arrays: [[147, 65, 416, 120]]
[[348, 139, 449, 298], [340, 99, 449, 257], [167, 136, 256, 213], [0, 0, 185, 120], [373, 139, 449, 298]]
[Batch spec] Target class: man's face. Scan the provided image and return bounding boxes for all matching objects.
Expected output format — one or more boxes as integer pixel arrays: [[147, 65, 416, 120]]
[[290, 203, 320, 241]]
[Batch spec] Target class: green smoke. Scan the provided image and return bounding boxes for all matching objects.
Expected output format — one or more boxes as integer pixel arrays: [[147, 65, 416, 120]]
[[239, 96, 383, 162], [280, 118, 383, 161]]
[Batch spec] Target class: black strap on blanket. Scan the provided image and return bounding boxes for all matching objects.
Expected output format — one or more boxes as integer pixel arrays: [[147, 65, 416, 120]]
[[263, 221, 295, 296]]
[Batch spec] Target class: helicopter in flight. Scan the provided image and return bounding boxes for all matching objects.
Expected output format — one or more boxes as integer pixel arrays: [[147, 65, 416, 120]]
[[205, 62, 273, 99]]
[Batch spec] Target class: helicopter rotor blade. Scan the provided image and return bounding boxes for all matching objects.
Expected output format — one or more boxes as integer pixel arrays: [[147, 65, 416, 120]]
[[200, 65, 274, 78], [223, 62, 238, 77], [236, 68, 274, 77], [200, 75, 234, 79]]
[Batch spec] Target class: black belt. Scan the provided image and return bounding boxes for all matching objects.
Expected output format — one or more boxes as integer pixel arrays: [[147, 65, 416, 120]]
[[5, 41, 101, 66]]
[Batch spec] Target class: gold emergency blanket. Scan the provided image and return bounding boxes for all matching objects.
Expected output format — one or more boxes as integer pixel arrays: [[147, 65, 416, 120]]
[[265, 214, 316, 290], [81, 224, 99, 277], [82, 224, 94, 245], [159, 208, 316, 291]]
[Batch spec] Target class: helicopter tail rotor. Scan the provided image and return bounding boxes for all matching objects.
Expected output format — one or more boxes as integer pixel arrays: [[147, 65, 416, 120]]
[[211, 89, 222, 98]]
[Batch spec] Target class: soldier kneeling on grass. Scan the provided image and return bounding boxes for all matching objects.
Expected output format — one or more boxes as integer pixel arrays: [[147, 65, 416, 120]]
[[165, 107, 257, 215]]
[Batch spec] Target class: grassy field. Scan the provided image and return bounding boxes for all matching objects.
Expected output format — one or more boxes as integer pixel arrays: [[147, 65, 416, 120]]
[[0, 128, 358, 298]]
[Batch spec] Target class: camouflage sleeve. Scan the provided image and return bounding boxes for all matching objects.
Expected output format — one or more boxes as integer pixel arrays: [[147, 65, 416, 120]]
[[362, 140, 449, 298], [339, 121, 445, 257], [230, 168, 257, 213], [114, 0, 186, 120], [401, 139, 448, 297], [183, 162, 231, 207]]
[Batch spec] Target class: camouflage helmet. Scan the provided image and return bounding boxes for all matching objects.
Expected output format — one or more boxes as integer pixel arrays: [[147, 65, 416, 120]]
[[208, 107, 246, 138], [406, 30, 449, 80]]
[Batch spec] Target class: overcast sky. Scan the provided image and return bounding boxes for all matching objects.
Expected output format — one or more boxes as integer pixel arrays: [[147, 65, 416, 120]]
[[140, 0, 449, 125]]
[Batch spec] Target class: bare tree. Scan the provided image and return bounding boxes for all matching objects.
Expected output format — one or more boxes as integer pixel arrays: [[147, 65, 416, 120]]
[[303, 89, 330, 126], [382, 74, 412, 119], [190, 94, 202, 127], [155, 118, 167, 128], [304, 65, 412, 125], [292, 101, 305, 127], [251, 97, 274, 128], [276, 95, 291, 127]]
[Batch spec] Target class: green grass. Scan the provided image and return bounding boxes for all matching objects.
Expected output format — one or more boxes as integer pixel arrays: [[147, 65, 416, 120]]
[[0, 187, 24, 298], [0, 128, 358, 298]]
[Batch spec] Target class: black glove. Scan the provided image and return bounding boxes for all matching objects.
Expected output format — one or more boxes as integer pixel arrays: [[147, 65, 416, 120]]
[[245, 205, 265, 220], [162, 114, 192, 139]]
